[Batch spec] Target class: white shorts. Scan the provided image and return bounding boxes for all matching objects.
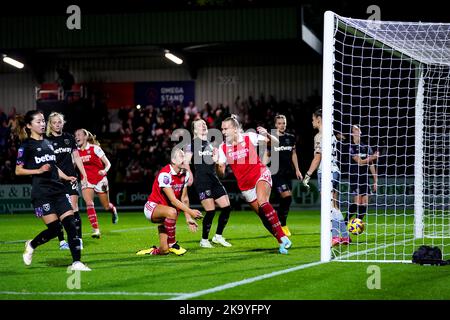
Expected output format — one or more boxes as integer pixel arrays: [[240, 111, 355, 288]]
[[241, 168, 273, 203], [82, 176, 109, 193], [144, 201, 158, 221]]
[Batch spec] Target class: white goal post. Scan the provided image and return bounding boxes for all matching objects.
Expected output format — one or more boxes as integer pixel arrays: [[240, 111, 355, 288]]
[[321, 11, 450, 263]]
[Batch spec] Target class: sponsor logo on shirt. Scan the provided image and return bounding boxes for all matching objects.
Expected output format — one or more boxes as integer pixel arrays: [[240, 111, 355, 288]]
[[81, 155, 91, 162], [53, 147, 72, 154], [172, 183, 184, 192], [274, 146, 293, 152], [198, 150, 213, 157], [34, 154, 56, 164], [227, 148, 249, 160]]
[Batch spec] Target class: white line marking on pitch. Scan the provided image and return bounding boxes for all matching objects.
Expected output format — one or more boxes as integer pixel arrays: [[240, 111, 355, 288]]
[[0, 291, 186, 296], [169, 260, 326, 300], [110, 227, 152, 233], [0, 240, 28, 244], [334, 237, 415, 262]]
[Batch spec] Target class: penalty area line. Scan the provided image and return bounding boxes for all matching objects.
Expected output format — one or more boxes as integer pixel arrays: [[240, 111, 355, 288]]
[[169, 260, 326, 300]]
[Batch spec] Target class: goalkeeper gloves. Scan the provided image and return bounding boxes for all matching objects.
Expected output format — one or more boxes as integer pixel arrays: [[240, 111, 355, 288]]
[[302, 173, 311, 191]]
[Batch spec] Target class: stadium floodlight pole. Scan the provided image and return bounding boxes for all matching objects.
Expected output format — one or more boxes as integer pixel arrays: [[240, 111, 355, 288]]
[[2, 54, 24, 69], [320, 10, 335, 262], [414, 66, 425, 239], [164, 50, 183, 65]]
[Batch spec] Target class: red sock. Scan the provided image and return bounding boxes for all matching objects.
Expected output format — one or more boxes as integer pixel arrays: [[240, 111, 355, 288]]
[[164, 218, 176, 246], [87, 205, 99, 229], [259, 202, 285, 242]]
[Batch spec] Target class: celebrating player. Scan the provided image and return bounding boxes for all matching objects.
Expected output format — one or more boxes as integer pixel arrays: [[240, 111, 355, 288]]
[[216, 115, 292, 254], [75, 128, 118, 239], [15, 110, 90, 271], [346, 124, 378, 223], [303, 108, 350, 246], [138, 148, 203, 256], [266, 115, 303, 237], [185, 119, 232, 248], [47, 112, 87, 250]]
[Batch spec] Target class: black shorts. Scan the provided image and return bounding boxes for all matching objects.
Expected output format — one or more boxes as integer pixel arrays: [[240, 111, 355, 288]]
[[272, 174, 292, 194], [33, 194, 73, 217], [195, 175, 228, 201], [64, 180, 80, 196], [350, 174, 371, 195]]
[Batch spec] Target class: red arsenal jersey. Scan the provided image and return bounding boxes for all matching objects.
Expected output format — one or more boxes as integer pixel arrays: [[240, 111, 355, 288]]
[[78, 143, 105, 184], [218, 132, 267, 191], [147, 164, 189, 207]]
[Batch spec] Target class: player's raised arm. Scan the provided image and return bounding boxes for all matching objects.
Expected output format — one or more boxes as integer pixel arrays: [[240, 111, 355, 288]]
[[257, 126, 279, 145]]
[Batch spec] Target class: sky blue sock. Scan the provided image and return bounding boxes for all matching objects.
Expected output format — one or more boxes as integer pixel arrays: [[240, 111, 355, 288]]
[[332, 219, 339, 237], [340, 220, 349, 237]]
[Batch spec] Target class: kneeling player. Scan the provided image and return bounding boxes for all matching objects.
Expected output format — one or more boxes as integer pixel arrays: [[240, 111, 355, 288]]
[[138, 148, 203, 256]]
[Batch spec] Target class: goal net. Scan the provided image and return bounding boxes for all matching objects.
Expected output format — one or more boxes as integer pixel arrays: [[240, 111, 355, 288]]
[[321, 11, 450, 262]]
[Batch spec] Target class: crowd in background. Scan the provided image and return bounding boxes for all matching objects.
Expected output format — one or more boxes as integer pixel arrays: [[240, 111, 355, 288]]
[[0, 92, 321, 186]]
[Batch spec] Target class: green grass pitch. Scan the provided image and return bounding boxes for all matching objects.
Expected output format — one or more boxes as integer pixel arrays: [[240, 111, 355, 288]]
[[1, 210, 450, 300]]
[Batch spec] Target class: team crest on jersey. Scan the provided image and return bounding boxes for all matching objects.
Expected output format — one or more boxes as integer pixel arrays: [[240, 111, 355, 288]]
[[64, 139, 70, 145], [37, 148, 42, 151], [43, 203, 51, 212], [53, 142, 58, 146]]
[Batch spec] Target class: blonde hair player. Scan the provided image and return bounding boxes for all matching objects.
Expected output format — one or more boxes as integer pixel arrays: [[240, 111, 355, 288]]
[[138, 148, 203, 256], [217, 115, 292, 254], [47, 112, 87, 250], [75, 128, 119, 238]]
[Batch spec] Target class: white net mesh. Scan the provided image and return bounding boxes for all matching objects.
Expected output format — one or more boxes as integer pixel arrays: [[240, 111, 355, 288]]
[[328, 14, 450, 262]]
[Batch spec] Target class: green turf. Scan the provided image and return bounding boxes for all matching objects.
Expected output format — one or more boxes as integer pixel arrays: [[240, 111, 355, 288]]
[[1, 210, 449, 300]]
